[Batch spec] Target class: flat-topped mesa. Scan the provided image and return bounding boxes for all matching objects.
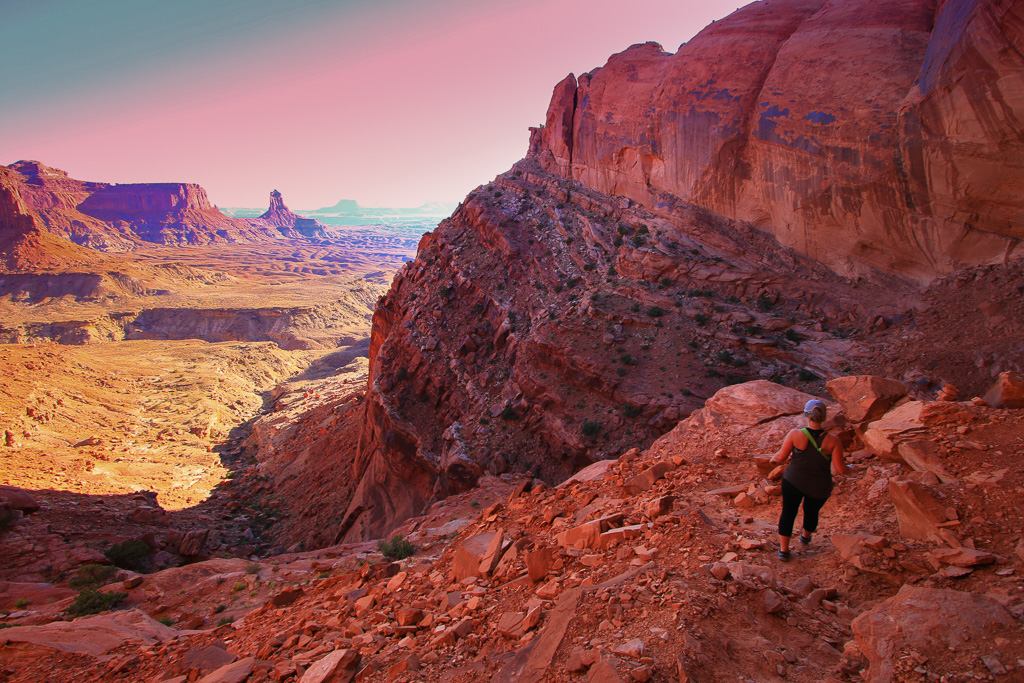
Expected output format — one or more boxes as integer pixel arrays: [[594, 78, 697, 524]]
[[258, 189, 328, 237], [529, 0, 1024, 283], [3, 161, 285, 248]]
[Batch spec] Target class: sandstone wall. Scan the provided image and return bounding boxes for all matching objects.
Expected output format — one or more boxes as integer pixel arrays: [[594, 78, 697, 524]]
[[530, 0, 1024, 282]]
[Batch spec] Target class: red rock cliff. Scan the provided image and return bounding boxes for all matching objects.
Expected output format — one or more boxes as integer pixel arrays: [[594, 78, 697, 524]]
[[342, 0, 1024, 543], [529, 0, 1024, 282], [5, 161, 283, 248]]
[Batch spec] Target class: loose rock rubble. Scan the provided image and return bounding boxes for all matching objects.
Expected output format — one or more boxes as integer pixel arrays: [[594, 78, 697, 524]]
[[2, 376, 1021, 682]]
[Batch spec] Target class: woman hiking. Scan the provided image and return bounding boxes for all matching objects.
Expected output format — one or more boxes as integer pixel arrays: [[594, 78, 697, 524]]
[[770, 399, 849, 561]]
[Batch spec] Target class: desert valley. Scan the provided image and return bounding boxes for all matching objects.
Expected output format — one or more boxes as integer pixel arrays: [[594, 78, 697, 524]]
[[2, 0, 1024, 682]]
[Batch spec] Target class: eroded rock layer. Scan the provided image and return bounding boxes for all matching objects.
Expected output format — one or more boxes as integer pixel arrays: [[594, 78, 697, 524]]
[[3, 161, 285, 249], [339, 161, 910, 541], [529, 0, 1024, 282]]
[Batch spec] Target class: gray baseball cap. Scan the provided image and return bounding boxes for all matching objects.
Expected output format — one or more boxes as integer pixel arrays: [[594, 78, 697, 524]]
[[804, 399, 827, 419]]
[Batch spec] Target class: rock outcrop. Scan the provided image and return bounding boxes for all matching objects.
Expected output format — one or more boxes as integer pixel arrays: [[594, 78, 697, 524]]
[[529, 0, 1024, 282], [337, 161, 910, 541], [3, 161, 284, 250], [258, 190, 329, 238]]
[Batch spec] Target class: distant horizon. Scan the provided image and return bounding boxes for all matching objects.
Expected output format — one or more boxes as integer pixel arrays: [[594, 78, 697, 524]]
[[1, 0, 748, 208]]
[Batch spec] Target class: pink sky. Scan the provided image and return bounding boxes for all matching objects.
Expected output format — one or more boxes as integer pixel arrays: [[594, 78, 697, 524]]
[[1, 0, 747, 209]]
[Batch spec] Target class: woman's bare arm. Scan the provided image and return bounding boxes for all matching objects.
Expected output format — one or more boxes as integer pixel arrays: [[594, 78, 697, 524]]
[[829, 436, 848, 475], [770, 430, 797, 465]]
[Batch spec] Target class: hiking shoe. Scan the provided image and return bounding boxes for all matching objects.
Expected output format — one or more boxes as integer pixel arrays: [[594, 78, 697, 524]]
[[777, 549, 791, 562], [799, 534, 811, 546]]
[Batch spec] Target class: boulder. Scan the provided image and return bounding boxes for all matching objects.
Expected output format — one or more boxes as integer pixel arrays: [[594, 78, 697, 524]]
[[679, 381, 824, 437], [887, 478, 958, 547], [622, 461, 674, 495], [178, 529, 210, 556], [198, 657, 256, 683], [826, 376, 908, 423], [0, 486, 40, 514], [0, 609, 177, 658], [861, 402, 927, 462], [896, 440, 954, 483], [297, 649, 360, 683], [853, 587, 1014, 682], [452, 532, 496, 581], [982, 371, 1024, 409]]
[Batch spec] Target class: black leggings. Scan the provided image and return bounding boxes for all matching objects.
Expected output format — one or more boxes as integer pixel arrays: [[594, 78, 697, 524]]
[[778, 478, 829, 537]]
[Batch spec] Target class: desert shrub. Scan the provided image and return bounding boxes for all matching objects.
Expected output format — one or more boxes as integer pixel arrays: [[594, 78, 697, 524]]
[[784, 329, 801, 343], [499, 405, 519, 421], [69, 564, 116, 588], [105, 540, 151, 571], [217, 617, 233, 627], [616, 367, 627, 377], [688, 340, 699, 349], [13, 598, 28, 609], [245, 562, 260, 575], [214, 604, 227, 613], [757, 295, 774, 311], [717, 350, 734, 363], [622, 404, 641, 419], [619, 353, 638, 367], [637, 225, 649, 234], [157, 616, 174, 626], [394, 367, 408, 382], [694, 314, 709, 326], [613, 236, 624, 247], [581, 420, 601, 437], [583, 263, 595, 271], [647, 306, 665, 317], [798, 369, 819, 382], [630, 235, 645, 247], [630, 303, 641, 313], [378, 535, 416, 560], [660, 277, 673, 287], [688, 288, 713, 297], [68, 587, 126, 617], [231, 582, 246, 592], [617, 225, 630, 235]]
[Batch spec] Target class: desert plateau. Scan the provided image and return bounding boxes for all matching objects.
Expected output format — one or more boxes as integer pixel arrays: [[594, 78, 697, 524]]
[[1, 0, 1024, 682]]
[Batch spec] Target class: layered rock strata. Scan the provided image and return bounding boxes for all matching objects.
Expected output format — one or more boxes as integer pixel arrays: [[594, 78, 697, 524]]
[[529, 0, 1024, 282], [3, 161, 284, 249], [338, 162, 908, 541]]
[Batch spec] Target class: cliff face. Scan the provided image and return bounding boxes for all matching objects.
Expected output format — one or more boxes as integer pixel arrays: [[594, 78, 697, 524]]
[[529, 0, 1024, 282], [337, 161, 911, 541], [4, 161, 282, 249], [342, 0, 1024, 542], [0, 166, 101, 272]]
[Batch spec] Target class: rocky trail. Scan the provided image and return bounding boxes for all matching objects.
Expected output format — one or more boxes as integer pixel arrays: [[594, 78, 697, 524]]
[[2, 374, 1022, 682]]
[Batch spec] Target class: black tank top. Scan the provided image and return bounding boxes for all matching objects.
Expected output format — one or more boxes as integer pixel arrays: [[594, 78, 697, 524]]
[[783, 427, 833, 499]]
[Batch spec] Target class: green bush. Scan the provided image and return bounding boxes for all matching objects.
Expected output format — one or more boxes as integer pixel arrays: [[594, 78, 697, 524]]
[[630, 303, 641, 313], [798, 369, 819, 382], [68, 587, 126, 617], [499, 405, 519, 421], [378, 535, 416, 560], [717, 350, 734, 363], [622, 404, 641, 419], [630, 235, 645, 247], [694, 313, 709, 326], [613, 236, 623, 247], [69, 564, 116, 588], [616, 367, 628, 377], [157, 616, 174, 626], [581, 420, 601, 437], [647, 306, 665, 317], [105, 540, 151, 571], [13, 598, 28, 609]]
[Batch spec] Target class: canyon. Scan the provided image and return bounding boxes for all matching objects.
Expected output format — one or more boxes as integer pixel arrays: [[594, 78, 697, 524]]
[[1, 0, 1024, 681]]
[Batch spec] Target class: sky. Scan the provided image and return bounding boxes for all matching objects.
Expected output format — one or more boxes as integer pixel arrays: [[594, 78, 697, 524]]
[[0, 0, 747, 210]]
